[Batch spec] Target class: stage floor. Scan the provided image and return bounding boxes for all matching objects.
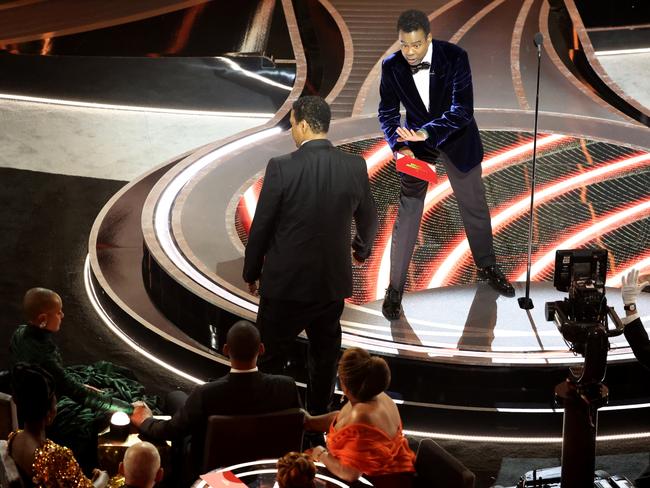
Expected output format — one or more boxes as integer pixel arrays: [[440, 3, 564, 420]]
[[137, 113, 649, 367]]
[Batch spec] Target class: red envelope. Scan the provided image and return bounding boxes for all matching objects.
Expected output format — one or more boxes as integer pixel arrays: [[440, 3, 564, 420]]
[[200, 470, 247, 487], [395, 154, 437, 183]]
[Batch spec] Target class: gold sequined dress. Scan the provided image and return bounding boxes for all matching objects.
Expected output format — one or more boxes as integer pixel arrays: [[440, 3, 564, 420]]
[[7, 430, 94, 487]]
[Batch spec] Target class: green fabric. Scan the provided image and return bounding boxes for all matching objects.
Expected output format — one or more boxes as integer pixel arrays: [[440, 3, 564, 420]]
[[9, 324, 160, 473], [10, 324, 93, 405], [49, 361, 160, 474]]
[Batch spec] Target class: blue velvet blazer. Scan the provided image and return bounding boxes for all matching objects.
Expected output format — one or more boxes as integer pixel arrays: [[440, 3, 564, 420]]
[[378, 40, 483, 173]]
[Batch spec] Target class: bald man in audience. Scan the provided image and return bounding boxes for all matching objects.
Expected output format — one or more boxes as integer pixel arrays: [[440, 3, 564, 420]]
[[130, 320, 301, 478], [117, 442, 163, 488]]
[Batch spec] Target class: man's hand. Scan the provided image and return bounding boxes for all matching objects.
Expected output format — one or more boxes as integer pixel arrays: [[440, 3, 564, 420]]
[[130, 400, 153, 428], [396, 147, 415, 159], [622, 269, 649, 305], [352, 250, 365, 266], [247, 281, 259, 296], [396, 127, 427, 143]]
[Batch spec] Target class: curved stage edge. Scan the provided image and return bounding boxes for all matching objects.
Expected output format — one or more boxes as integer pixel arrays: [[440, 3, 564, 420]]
[[143, 111, 650, 366], [89, 109, 650, 442]]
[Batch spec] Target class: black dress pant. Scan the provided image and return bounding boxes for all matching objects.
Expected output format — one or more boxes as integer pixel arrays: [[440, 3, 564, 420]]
[[256, 297, 344, 415]]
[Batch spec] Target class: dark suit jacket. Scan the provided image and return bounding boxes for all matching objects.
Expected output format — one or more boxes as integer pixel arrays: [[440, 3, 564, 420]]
[[624, 318, 650, 370], [378, 40, 483, 172], [243, 139, 378, 301], [139, 372, 301, 465]]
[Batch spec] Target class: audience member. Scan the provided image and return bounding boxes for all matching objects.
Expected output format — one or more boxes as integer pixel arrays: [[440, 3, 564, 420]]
[[109, 441, 163, 488], [620, 269, 650, 488], [129, 320, 301, 477], [10, 288, 107, 408], [7, 363, 109, 488], [243, 95, 378, 415], [306, 348, 415, 486], [9, 287, 145, 470], [277, 452, 317, 488]]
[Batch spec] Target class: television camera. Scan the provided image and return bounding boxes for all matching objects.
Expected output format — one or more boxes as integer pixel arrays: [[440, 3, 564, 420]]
[[519, 249, 630, 487]]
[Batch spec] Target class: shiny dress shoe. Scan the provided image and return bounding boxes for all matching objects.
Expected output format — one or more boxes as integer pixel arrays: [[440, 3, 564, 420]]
[[479, 265, 515, 296], [382, 286, 403, 320]]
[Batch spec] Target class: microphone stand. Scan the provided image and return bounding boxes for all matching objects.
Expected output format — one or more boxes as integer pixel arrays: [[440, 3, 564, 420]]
[[518, 32, 544, 310]]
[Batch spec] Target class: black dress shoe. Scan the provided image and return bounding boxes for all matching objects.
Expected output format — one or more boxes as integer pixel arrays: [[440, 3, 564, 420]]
[[479, 265, 515, 296], [382, 286, 403, 320]]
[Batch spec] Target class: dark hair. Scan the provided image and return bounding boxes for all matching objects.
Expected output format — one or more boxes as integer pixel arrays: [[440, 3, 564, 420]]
[[397, 9, 430, 35], [11, 363, 56, 423], [292, 96, 331, 134], [277, 452, 316, 488], [338, 348, 390, 402], [225, 320, 261, 362]]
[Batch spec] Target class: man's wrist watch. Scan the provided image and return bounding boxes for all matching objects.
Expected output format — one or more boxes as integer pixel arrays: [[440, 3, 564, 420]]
[[416, 129, 429, 139], [624, 303, 637, 312]]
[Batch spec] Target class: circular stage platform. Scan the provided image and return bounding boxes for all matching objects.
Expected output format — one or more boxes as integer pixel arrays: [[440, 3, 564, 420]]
[[143, 113, 650, 364], [89, 111, 650, 440]]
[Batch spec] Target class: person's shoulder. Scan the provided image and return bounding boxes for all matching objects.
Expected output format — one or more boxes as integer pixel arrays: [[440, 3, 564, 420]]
[[382, 50, 402, 68], [435, 39, 467, 58], [198, 374, 232, 394], [348, 403, 374, 424], [41, 439, 76, 463], [259, 371, 296, 386], [332, 147, 364, 165], [9, 324, 27, 343], [269, 152, 294, 166]]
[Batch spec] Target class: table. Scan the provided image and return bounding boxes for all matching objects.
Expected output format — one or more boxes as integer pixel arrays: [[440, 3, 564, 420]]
[[192, 459, 373, 488]]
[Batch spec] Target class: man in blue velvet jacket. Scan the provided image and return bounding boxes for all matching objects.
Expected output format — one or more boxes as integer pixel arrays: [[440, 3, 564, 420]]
[[378, 9, 514, 320]]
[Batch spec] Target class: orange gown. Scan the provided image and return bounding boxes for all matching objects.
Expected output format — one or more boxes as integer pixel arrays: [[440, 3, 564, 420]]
[[326, 418, 416, 484]]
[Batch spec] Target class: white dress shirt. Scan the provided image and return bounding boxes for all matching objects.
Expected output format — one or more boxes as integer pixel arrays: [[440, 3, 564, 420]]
[[230, 366, 258, 373], [412, 42, 433, 112]]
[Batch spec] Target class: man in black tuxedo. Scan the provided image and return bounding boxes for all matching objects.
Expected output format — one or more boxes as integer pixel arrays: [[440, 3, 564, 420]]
[[243, 96, 378, 414], [129, 321, 301, 475], [378, 9, 514, 320]]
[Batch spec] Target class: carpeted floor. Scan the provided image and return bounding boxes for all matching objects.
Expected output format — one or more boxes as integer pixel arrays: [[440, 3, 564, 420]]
[[0, 167, 193, 397]]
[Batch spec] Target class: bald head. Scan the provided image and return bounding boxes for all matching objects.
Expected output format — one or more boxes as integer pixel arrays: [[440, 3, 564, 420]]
[[121, 442, 162, 488], [225, 320, 261, 363], [23, 288, 60, 323]]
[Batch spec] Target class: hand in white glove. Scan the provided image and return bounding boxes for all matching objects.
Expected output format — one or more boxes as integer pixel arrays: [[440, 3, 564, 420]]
[[621, 269, 649, 305]]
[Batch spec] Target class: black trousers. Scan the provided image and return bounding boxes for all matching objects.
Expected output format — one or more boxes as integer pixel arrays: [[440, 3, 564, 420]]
[[390, 144, 495, 291], [256, 297, 344, 415]]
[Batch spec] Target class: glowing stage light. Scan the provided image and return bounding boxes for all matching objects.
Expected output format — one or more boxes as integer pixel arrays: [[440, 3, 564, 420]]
[[0, 92, 275, 117], [214, 57, 293, 92], [374, 135, 569, 297], [154, 128, 281, 312], [607, 254, 650, 287], [515, 198, 650, 281], [429, 152, 650, 288], [83, 255, 207, 385]]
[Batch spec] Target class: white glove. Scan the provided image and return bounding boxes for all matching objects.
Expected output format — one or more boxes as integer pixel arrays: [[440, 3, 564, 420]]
[[621, 269, 649, 305]]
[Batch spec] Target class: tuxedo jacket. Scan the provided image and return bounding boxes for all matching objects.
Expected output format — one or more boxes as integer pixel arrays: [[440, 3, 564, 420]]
[[139, 372, 301, 456], [624, 318, 650, 370], [243, 139, 378, 302], [378, 40, 483, 173]]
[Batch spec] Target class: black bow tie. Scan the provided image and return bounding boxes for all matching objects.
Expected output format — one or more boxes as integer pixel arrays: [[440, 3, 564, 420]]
[[410, 61, 431, 74]]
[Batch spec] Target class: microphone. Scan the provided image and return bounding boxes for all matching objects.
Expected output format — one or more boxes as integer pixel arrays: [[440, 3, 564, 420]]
[[534, 32, 544, 52]]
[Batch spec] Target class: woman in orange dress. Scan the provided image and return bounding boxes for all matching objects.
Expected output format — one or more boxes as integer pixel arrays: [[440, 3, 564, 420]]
[[305, 348, 416, 486]]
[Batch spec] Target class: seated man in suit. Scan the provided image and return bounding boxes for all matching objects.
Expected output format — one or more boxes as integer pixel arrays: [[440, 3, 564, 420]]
[[129, 320, 301, 476]]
